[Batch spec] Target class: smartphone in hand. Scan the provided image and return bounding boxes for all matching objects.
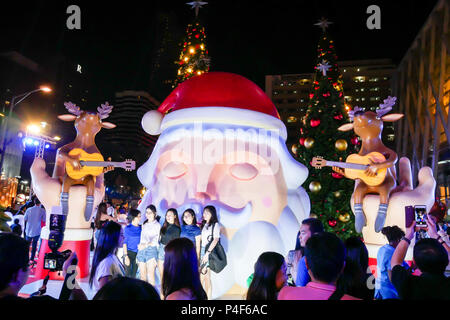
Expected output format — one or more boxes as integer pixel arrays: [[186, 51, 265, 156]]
[[414, 205, 427, 229], [405, 206, 414, 228]]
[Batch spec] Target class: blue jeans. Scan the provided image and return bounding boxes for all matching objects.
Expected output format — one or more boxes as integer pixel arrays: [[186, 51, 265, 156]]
[[26, 235, 40, 261]]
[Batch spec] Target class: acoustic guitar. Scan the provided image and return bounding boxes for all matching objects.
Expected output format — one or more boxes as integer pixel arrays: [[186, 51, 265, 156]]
[[66, 148, 135, 180], [311, 152, 387, 186]]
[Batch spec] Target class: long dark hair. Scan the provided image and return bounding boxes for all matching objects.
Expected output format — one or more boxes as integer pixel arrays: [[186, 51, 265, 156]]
[[333, 237, 373, 300], [160, 208, 180, 234], [182, 209, 197, 226], [201, 205, 218, 229], [89, 221, 122, 288], [246, 252, 285, 300], [162, 238, 207, 300], [143, 205, 158, 225], [95, 202, 108, 229]]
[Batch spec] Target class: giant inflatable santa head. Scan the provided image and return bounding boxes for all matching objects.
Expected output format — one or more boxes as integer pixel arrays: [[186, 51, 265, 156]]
[[138, 72, 310, 298]]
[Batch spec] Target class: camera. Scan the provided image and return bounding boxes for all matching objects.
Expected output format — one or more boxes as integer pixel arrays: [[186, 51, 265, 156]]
[[44, 213, 70, 271], [44, 250, 72, 271]]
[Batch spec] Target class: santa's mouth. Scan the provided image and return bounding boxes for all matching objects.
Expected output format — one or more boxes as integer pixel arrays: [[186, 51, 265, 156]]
[[172, 201, 252, 229]]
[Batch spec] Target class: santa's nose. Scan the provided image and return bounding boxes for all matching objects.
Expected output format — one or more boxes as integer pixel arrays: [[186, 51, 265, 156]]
[[195, 192, 211, 203]]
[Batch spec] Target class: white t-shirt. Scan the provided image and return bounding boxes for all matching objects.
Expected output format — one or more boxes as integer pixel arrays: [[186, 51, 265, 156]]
[[139, 219, 161, 247], [93, 254, 125, 292], [107, 206, 115, 217], [201, 222, 220, 247]]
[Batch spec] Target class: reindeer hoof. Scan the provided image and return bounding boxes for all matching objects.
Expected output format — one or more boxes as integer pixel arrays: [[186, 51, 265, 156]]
[[354, 212, 367, 233]]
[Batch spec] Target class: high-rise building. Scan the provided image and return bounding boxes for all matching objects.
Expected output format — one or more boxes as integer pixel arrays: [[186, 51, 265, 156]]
[[265, 59, 397, 150], [393, 0, 449, 203], [100, 91, 159, 159]]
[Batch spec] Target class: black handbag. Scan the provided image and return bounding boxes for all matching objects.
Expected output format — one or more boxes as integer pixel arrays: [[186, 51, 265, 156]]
[[204, 223, 227, 273]]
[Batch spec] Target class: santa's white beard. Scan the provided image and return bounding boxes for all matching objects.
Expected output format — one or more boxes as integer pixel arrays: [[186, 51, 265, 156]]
[[137, 187, 309, 299]]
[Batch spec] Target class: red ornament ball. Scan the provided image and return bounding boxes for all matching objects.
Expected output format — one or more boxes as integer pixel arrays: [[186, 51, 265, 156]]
[[351, 136, 359, 145], [309, 93, 314, 99], [195, 34, 200, 38], [328, 219, 337, 227], [310, 119, 321, 127], [299, 137, 306, 146], [333, 114, 343, 120]]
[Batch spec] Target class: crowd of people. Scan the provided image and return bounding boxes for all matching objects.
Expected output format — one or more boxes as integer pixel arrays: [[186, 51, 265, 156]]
[[0, 198, 449, 301]]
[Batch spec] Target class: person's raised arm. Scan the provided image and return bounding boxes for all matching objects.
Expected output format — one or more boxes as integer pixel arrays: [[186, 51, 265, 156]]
[[391, 221, 415, 270]]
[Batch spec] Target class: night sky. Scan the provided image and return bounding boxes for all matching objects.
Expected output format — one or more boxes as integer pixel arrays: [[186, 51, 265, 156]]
[[1, 0, 438, 102]]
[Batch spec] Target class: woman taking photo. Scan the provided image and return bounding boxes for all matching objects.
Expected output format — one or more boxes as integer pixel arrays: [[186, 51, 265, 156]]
[[180, 209, 201, 259], [162, 237, 207, 300], [158, 208, 181, 288], [200, 205, 221, 299], [246, 251, 287, 300], [89, 221, 125, 292], [136, 205, 161, 286]]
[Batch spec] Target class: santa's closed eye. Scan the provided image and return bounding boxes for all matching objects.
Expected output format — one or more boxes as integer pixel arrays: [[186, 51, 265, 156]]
[[162, 161, 188, 179], [229, 163, 258, 181]]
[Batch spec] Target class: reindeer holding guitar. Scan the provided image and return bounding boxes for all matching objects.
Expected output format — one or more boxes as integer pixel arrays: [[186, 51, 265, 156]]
[[55, 102, 135, 221], [311, 96, 404, 233]]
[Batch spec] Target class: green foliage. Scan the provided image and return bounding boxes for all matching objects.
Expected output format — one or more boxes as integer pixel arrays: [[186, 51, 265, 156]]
[[174, 20, 210, 87], [296, 31, 361, 239]]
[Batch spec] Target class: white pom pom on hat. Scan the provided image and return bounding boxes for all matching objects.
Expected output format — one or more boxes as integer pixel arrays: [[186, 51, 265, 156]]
[[141, 72, 283, 136], [142, 109, 164, 135]]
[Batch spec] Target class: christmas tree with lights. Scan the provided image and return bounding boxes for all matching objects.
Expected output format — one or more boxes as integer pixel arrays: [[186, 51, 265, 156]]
[[295, 18, 361, 239], [173, 1, 211, 87]]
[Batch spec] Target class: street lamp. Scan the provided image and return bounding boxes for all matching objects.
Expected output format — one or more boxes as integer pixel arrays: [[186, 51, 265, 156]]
[[0, 86, 52, 176]]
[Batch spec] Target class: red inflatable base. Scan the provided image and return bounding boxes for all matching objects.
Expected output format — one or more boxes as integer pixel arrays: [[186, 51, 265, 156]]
[[34, 239, 91, 280]]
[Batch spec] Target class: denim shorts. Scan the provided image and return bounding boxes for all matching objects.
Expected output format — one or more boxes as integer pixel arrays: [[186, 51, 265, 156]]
[[136, 246, 158, 263], [157, 243, 165, 261], [200, 246, 209, 269]]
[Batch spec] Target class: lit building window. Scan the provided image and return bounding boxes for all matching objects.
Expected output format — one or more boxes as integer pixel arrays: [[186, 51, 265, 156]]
[[355, 89, 359, 92], [356, 98, 360, 102], [343, 69, 346, 72], [361, 98, 365, 101], [274, 91, 278, 95], [293, 90, 297, 94], [357, 68, 360, 72], [360, 88, 365, 92], [387, 134, 395, 141], [369, 78, 379, 82], [344, 96, 352, 101], [287, 116, 298, 123], [280, 83, 284, 86], [354, 76, 366, 83]]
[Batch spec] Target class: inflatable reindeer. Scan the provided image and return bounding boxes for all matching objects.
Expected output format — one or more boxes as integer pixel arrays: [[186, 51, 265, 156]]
[[335, 96, 404, 233], [55, 102, 116, 221]]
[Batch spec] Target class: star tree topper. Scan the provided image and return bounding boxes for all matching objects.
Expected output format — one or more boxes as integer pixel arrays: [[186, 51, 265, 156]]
[[317, 60, 331, 76], [187, 1, 208, 17], [314, 17, 333, 32]]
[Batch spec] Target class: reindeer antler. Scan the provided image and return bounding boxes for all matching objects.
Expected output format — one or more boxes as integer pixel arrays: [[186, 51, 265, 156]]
[[376, 96, 397, 118], [348, 106, 364, 122], [64, 101, 82, 116], [97, 102, 113, 120]]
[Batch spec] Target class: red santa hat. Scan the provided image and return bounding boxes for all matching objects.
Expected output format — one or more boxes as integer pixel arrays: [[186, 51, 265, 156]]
[[142, 72, 287, 140]]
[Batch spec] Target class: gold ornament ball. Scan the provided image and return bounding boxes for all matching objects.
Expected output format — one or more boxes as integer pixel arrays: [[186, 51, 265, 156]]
[[335, 139, 348, 151], [309, 181, 322, 193], [334, 191, 341, 198], [338, 213, 351, 223], [291, 144, 298, 155], [310, 213, 318, 218], [304, 137, 315, 149]]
